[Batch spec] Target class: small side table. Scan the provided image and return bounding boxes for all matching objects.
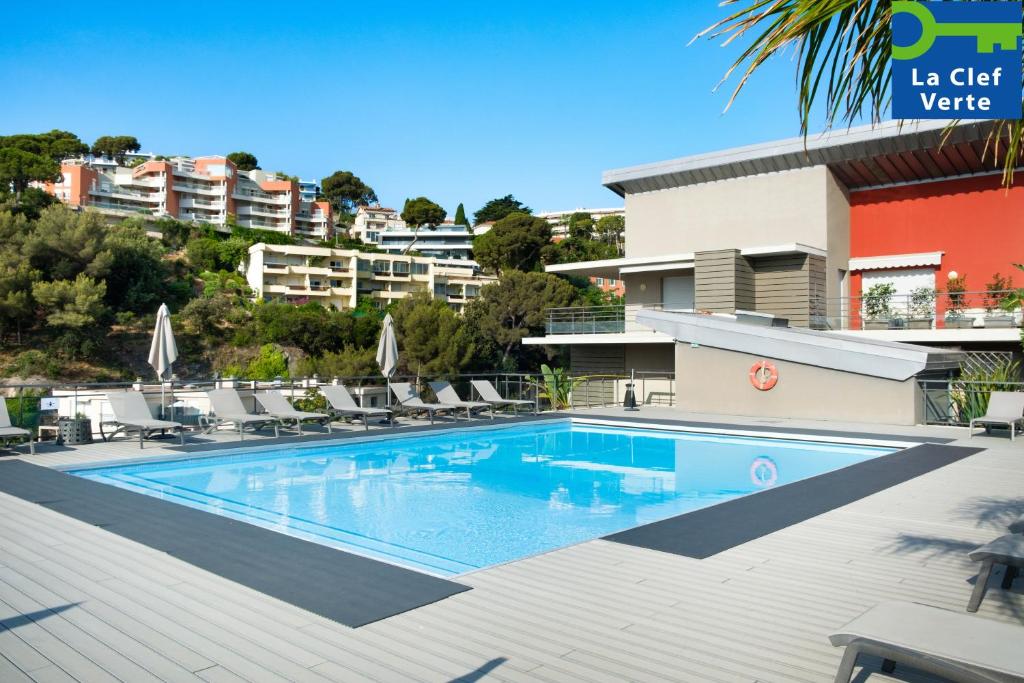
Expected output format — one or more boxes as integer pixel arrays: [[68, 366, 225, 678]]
[[36, 424, 61, 445]]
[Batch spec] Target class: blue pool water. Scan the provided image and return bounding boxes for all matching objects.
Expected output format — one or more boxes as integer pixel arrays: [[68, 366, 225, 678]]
[[71, 421, 894, 576]]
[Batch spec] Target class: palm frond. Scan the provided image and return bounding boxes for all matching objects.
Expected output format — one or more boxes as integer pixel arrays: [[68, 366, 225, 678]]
[[696, 0, 1023, 185]]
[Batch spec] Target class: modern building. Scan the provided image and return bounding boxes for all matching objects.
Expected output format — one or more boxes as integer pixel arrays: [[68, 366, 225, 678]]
[[298, 179, 320, 203], [536, 207, 625, 237], [538, 207, 627, 297], [525, 120, 1024, 380], [42, 157, 334, 240], [245, 242, 496, 313], [350, 205, 476, 262]]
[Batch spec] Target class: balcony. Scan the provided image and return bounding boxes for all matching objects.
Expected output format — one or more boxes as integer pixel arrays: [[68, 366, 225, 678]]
[[174, 182, 224, 197], [816, 289, 1021, 333], [546, 304, 667, 335], [90, 186, 160, 203], [542, 289, 1022, 341], [232, 190, 290, 205]]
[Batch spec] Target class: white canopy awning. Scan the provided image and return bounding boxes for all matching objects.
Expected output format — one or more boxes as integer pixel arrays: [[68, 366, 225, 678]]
[[849, 252, 943, 271]]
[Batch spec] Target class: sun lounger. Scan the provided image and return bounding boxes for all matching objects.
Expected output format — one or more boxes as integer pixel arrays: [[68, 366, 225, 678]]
[[103, 391, 184, 448], [254, 391, 332, 436], [429, 381, 493, 420], [471, 379, 536, 415], [1010, 513, 1024, 534], [204, 389, 281, 440], [319, 385, 393, 430], [0, 398, 33, 455], [969, 391, 1024, 440], [967, 534, 1024, 612], [390, 382, 459, 424], [829, 601, 1024, 683]]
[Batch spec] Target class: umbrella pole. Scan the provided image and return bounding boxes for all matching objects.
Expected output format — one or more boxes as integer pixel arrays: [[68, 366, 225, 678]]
[[159, 374, 166, 419]]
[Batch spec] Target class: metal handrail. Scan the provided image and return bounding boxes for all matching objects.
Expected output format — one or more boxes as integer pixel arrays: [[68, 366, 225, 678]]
[[0, 371, 676, 437]]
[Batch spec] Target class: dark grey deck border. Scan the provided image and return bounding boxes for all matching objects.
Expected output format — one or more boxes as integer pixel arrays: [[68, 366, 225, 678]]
[[0, 459, 470, 627], [604, 442, 983, 558], [0, 411, 961, 627]]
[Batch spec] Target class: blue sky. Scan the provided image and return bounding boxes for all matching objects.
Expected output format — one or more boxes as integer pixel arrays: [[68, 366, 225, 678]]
[[2, 2, 841, 216]]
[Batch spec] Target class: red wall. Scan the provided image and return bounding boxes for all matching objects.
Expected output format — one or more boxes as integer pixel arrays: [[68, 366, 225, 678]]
[[849, 174, 1024, 297]]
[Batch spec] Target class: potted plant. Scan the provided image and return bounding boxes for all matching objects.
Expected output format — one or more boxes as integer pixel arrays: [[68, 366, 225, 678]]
[[943, 274, 974, 328], [862, 282, 896, 330], [907, 286, 936, 329], [983, 273, 1015, 328], [58, 412, 93, 445]]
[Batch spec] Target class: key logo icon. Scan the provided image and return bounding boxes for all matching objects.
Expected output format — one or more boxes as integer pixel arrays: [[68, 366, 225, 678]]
[[891, 1, 1022, 120], [892, 1, 1022, 60]]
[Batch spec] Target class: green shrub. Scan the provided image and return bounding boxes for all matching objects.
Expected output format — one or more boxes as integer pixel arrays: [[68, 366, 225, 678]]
[[244, 344, 289, 380], [4, 350, 61, 378], [952, 360, 1022, 423]]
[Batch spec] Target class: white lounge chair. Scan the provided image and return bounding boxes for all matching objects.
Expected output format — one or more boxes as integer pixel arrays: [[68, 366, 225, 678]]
[[204, 389, 281, 440], [254, 391, 332, 436], [390, 382, 459, 424], [969, 391, 1024, 441], [103, 391, 184, 448], [429, 381, 493, 420], [320, 385, 393, 430], [829, 601, 1024, 683], [967, 534, 1024, 612], [0, 398, 33, 455], [471, 379, 536, 415]]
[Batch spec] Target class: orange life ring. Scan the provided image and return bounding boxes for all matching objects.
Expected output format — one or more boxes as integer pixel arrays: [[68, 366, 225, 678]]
[[748, 360, 779, 391], [750, 456, 778, 487]]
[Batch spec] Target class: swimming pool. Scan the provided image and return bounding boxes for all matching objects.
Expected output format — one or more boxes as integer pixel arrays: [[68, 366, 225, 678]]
[[71, 420, 896, 576]]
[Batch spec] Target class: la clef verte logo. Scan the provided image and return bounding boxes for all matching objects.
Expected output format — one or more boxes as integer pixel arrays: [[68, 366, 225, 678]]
[[891, 1, 1022, 119]]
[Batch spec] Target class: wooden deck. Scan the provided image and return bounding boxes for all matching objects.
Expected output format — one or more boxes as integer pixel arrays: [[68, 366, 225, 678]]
[[1, 409, 1021, 682]]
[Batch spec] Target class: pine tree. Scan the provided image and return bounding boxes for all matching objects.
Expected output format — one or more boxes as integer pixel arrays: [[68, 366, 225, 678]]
[[453, 202, 469, 226]]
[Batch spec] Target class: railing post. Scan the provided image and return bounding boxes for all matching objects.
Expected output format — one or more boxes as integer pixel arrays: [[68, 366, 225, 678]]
[[17, 385, 24, 429]]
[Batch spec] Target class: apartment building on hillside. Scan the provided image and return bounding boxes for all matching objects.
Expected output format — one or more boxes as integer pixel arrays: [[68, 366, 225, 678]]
[[525, 120, 1024, 379], [350, 205, 476, 263], [536, 207, 625, 237], [245, 243, 496, 313], [43, 156, 334, 240]]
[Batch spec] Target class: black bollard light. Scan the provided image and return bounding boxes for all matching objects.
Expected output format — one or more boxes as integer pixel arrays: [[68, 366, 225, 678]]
[[624, 369, 639, 411]]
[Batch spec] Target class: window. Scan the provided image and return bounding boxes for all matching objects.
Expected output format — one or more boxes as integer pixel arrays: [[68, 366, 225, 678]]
[[392, 261, 410, 275], [609, 278, 617, 285], [434, 283, 447, 296], [357, 259, 371, 272], [412, 262, 429, 275], [595, 277, 604, 285], [465, 285, 480, 297]]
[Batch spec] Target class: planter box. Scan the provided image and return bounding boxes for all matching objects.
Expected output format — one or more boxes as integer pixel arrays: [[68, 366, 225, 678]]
[[945, 316, 975, 329], [907, 318, 933, 330], [983, 315, 1016, 329], [58, 417, 93, 445], [863, 320, 889, 330]]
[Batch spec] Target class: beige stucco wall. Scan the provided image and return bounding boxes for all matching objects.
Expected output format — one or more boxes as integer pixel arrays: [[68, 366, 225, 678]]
[[673, 343, 923, 425], [825, 170, 851, 304], [623, 166, 851, 303]]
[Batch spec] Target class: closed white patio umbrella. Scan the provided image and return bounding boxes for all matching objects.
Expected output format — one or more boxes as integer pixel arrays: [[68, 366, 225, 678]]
[[148, 303, 178, 419], [376, 313, 398, 407]]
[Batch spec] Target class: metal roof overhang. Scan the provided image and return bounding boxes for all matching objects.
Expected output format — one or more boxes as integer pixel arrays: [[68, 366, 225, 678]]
[[637, 310, 962, 381], [604, 120, 1015, 196]]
